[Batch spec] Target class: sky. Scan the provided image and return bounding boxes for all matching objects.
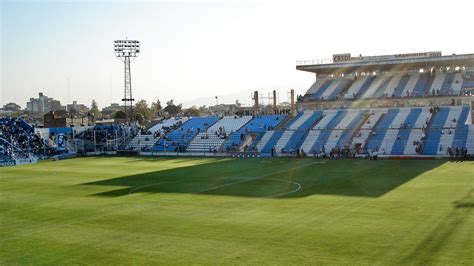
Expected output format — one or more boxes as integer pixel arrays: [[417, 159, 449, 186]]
[[1, 0, 474, 109]]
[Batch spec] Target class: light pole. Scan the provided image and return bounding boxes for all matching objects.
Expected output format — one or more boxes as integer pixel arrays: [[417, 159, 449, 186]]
[[114, 39, 140, 118]]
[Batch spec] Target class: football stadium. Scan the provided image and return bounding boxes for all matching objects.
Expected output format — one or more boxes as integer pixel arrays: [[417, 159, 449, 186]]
[[1, 50, 473, 264], [1, 2, 474, 265]]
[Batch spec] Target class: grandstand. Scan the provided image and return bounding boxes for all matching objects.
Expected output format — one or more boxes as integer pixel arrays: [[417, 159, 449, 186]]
[[154, 116, 219, 152], [0, 117, 45, 160], [1, 49, 474, 263], [298, 52, 473, 101], [0, 116, 140, 166], [292, 51, 474, 157], [1, 51, 474, 164], [127, 117, 187, 151], [223, 114, 286, 152], [186, 116, 252, 152], [134, 51, 473, 158], [135, 107, 470, 158]]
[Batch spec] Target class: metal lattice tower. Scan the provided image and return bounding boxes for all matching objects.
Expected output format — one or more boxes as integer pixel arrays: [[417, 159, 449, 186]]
[[123, 56, 132, 112], [114, 39, 140, 116]]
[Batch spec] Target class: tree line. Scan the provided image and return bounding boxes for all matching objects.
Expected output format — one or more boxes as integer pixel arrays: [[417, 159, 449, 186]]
[[90, 99, 208, 125]]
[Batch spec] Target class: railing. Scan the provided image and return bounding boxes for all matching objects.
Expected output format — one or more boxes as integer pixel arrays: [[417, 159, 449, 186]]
[[296, 59, 333, 66], [297, 53, 474, 68]]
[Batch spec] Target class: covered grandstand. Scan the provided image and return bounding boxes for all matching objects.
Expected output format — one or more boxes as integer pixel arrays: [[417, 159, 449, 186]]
[[134, 51, 473, 158], [2, 51, 474, 164]]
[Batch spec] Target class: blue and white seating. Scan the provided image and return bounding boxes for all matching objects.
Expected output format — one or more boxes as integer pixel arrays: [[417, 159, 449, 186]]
[[362, 75, 391, 99], [154, 116, 219, 152], [307, 78, 331, 95], [398, 108, 431, 155], [451, 73, 464, 95], [274, 131, 294, 153], [300, 130, 322, 154], [127, 135, 158, 151], [270, 111, 323, 154], [428, 72, 446, 95], [122, 105, 472, 157], [256, 131, 282, 153], [304, 71, 468, 100], [323, 110, 364, 151], [344, 76, 368, 99], [186, 116, 252, 152], [400, 73, 421, 97], [149, 117, 189, 134], [465, 125, 474, 154], [366, 109, 399, 152], [128, 117, 188, 151], [423, 106, 470, 155], [382, 74, 403, 97], [224, 115, 286, 151]]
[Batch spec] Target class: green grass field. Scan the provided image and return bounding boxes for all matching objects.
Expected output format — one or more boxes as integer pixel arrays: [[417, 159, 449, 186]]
[[0, 156, 473, 264]]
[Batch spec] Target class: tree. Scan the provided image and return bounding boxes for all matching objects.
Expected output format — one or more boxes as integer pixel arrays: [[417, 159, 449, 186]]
[[114, 110, 128, 120], [163, 99, 182, 116], [183, 106, 201, 117], [150, 99, 162, 118], [151, 99, 162, 112], [3, 102, 21, 112], [134, 100, 152, 120], [199, 105, 210, 116], [90, 100, 102, 118], [134, 113, 145, 125]]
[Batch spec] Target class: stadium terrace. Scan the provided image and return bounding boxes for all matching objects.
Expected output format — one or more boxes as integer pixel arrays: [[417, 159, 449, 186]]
[[1, 51, 474, 167], [1, 51, 474, 265]]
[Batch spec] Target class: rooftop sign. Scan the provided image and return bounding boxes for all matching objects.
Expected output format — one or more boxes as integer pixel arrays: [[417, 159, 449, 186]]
[[333, 51, 442, 63]]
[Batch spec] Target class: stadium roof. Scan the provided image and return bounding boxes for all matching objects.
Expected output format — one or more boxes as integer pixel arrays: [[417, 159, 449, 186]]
[[296, 53, 474, 74]]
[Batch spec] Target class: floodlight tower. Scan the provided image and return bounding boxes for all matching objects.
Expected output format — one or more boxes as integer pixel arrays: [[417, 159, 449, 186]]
[[114, 39, 140, 116]]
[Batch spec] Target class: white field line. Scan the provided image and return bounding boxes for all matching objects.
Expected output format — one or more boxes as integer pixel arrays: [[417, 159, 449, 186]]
[[130, 178, 302, 199], [263, 178, 302, 198], [194, 161, 315, 194], [200, 177, 302, 198], [1, 161, 316, 243], [128, 182, 173, 195]]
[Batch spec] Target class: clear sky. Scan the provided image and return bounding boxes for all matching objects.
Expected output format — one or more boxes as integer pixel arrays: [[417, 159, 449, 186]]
[[1, 0, 473, 109]]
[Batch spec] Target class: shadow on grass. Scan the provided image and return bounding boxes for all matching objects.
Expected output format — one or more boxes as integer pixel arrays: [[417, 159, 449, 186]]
[[400, 189, 473, 264], [453, 189, 474, 209], [82, 158, 446, 198]]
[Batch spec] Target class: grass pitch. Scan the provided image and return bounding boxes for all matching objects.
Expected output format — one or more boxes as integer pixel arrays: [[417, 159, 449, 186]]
[[0, 156, 473, 264]]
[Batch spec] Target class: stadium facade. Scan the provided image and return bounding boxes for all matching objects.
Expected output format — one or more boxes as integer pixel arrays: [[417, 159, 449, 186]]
[[1, 51, 474, 166]]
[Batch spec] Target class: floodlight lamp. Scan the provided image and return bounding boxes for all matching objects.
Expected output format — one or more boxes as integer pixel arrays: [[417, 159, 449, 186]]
[[114, 39, 140, 58]]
